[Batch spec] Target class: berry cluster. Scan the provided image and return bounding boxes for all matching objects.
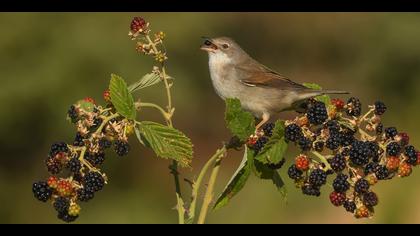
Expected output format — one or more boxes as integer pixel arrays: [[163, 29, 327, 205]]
[[282, 98, 418, 218], [32, 93, 134, 222]]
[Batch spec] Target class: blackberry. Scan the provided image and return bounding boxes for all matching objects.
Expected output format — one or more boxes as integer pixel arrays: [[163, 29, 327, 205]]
[[404, 145, 418, 165], [354, 179, 370, 193], [284, 124, 303, 142], [363, 192, 378, 207], [399, 132, 410, 146], [49, 142, 69, 156], [32, 181, 53, 202], [308, 169, 327, 187], [349, 141, 370, 166], [306, 101, 328, 125], [85, 152, 106, 166], [314, 141, 324, 152], [341, 147, 350, 156], [328, 154, 346, 172], [340, 130, 355, 147], [332, 174, 350, 193], [77, 187, 95, 202], [91, 117, 103, 130], [329, 191, 346, 206], [374, 101, 387, 116], [130, 16, 147, 33], [287, 164, 303, 180], [302, 185, 321, 197], [73, 133, 85, 147], [57, 212, 78, 223], [385, 127, 398, 139], [326, 133, 341, 150], [343, 200, 356, 213], [367, 141, 380, 160], [386, 142, 401, 156], [364, 162, 379, 175], [376, 123, 383, 135], [83, 172, 105, 192], [374, 165, 390, 180], [67, 105, 78, 123], [262, 122, 275, 137], [66, 158, 81, 173], [99, 138, 112, 150], [46, 157, 62, 175], [325, 120, 340, 134], [114, 140, 130, 156], [298, 137, 312, 152], [254, 136, 269, 154], [346, 97, 362, 117], [53, 197, 70, 213]]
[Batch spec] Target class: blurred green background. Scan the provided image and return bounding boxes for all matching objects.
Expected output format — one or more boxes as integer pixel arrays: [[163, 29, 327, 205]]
[[1, 12, 420, 224]]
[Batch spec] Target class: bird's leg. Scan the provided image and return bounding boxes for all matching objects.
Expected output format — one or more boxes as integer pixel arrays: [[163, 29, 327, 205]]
[[255, 113, 270, 132]]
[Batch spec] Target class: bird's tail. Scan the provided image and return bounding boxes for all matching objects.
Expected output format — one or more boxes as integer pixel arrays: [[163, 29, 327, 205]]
[[298, 89, 349, 101], [320, 90, 349, 95]]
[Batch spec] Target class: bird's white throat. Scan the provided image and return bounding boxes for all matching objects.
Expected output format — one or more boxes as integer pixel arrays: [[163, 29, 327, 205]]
[[207, 52, 235, 100]]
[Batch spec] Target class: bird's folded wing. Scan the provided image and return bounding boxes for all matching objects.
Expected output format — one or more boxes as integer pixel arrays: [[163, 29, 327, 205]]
[[235, 60, 307, 90]]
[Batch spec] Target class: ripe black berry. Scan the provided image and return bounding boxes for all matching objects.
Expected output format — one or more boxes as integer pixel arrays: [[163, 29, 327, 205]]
[[349, 141, 371, 166], [83, 172, 105, 192], [340, 130, 355, 147], [68, 105, 78, 123], [73, 133, 85, 147], [385, 127, 398, 139], [325, 120, 340, 134], [57, 212, 78, 223], [77, 188, 95, 202], [302, 185, 321, 197], [287, 164, 303, 180], [85, 152, 106, 166], [32, 181, 53, 202], [284, 124, 303, 142], [363, 192, 379, 207], [309, 169, 327, 187], [364, 162, 379, 175], [66, 158, 81, 173], [328, 154, 346, 172], [354, 179, 370, 193], [376, 123, 383, 135], [346, 97, 362, 117], [262, 123, 275, 137], [91, 117, 103, 130], [114, 140, 130, 156], [99, 138, 112, 150], [46, 157, 62, 175], [374, 165, 390, 180], [333, 174, 350, 193], [405, 145, 418, 165], [53, 197, 70, 213], [298, 137, 312, 151], [307, 101, 328, 125], [49, 142, 69, 156], [374, 101, 387, 116], [326, 133, 341, 150], [343, 200, 356, 213], [314, 141, 324, 152], [254, 136, 269, 154], [386, 142, 401, 156]]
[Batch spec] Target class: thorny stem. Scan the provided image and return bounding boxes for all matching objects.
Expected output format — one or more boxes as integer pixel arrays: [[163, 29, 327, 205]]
[[197, 146, 227, 224], [189, 145, 227, 222], [136, 102, 172, 121]]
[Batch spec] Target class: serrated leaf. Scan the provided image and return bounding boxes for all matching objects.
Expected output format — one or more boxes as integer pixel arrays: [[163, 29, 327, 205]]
[[109, 74, 136, 120], [255, 121, 288, 164], [137, 121, 193, 167], [303, 82, 331, 106], [213, 146, 252, 210], [272, 170, 287, 202], [225, 98, 255, 141], [134, 126, 145, 146], [128, 72, 161, 93]]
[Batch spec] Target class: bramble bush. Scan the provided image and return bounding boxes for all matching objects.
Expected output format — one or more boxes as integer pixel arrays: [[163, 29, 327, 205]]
[[32, 17, 420, 223]]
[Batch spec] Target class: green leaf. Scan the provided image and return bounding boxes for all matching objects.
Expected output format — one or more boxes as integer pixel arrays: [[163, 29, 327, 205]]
[[134, 126, 145, 146], [252, 158, 287, 202], [272, 170, 287, 201], [128, 72, 161, 93], [303, 82, 331, 106], [137, 121, 193, 167], [109, 74, 136, 120], [255, 121, 288, 164], [225, 98, 255, 141], [213, 146, 252, 210]]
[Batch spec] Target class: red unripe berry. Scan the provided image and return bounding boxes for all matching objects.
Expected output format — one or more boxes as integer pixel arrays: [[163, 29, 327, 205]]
[[57, 179, 73, 197], [246, 136, 258, 147], [398, 162, 412, 177], [386, 156, 400, 171], [130, 17, 147, 33], [398, 132, 410, 146], [103, 89, 111, 103], [331, 98, 345, 110], [84, 97, 96, 104], [329, 191, 346, 206], [416, 152, 420, 166], [295, 154, 310, 171], [47, 176, 58, 189]]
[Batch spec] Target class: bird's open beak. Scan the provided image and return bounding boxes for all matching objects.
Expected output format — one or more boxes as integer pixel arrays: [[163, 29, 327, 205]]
[[200, 36, 218, 52]]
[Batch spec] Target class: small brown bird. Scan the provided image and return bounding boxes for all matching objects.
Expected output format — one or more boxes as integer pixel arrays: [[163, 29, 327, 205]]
[[201, 36, 348, 130]]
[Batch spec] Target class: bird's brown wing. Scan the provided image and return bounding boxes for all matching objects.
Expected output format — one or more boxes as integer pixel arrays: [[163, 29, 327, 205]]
[[235, 59, 307, 90]]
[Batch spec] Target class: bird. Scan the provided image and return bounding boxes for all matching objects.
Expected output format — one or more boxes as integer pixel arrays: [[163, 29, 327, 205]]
[[200, 36, 348, 130]]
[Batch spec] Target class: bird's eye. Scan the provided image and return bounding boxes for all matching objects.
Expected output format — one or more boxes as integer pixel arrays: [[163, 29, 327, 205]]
[[204, 40, 212, 46], [222, 44, 229, 49]]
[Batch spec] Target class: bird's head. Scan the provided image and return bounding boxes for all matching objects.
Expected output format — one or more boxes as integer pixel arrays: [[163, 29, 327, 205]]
[[200, 36, 247, 64]]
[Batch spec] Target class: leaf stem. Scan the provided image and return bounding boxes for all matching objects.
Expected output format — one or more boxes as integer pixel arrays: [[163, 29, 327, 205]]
[[311, 151, 332, 171], [188, 145, 227, 222], [197, 146, 227, 224], [94, 113, 120, 135], [136, 102, 171, 121]]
